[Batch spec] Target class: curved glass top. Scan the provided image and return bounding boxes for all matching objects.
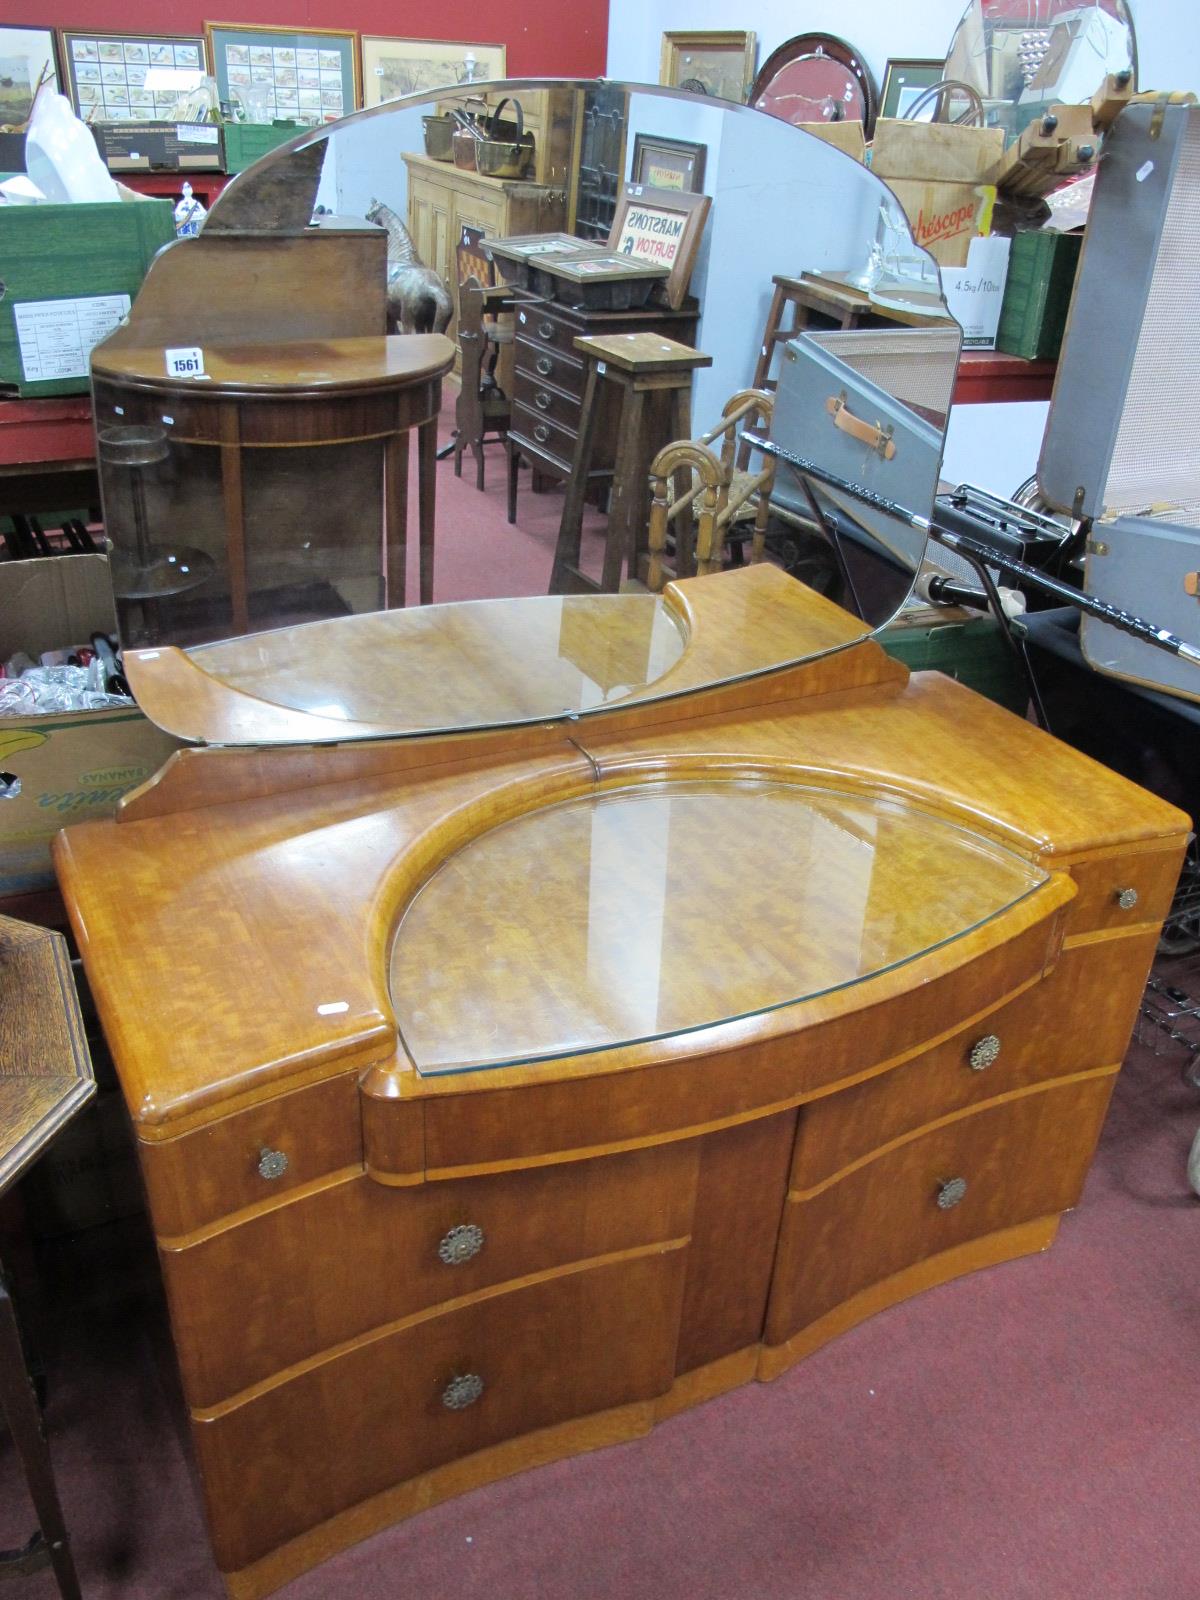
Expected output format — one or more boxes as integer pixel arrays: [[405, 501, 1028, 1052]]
[[389, 779, 1048, 1075], [191, 592, 685, 727]]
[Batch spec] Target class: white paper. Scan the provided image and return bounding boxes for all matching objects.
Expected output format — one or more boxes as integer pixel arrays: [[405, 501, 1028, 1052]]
[[14, 294, 131, 382], [177, 123, 219, 144], [943, 236, 1011, 351], [164, 345, 205, 377]]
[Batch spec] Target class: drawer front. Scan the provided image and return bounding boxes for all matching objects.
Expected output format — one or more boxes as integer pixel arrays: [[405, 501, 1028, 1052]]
[[1065, 845, 1183, 936], [514, 335, 584, 396], [165, 1139, 699, 1409], [512, 368, 582, 431], [194, 1244, 689, 1573], [514, 301, 583, 357], [766, 1074, 1114, 1346], [510, 400, 579, 468], [789, 929, 1157, 1191], [138, 1071, 363, 1240]]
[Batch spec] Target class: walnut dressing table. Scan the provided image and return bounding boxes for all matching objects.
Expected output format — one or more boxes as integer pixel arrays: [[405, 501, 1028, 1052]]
[[52, 567, 1186, 1599]]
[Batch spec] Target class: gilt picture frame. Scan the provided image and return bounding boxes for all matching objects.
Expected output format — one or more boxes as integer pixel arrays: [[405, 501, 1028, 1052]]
[[206, 22, 359, 127], [360, 37, 506, 107], [608, 183, 711, 309], [659, 31, 757, 104]]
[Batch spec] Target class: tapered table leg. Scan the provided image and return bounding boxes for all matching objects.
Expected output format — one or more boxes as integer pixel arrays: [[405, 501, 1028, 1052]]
[[417, 415, 438, 607], [385, 430, 410, 609]]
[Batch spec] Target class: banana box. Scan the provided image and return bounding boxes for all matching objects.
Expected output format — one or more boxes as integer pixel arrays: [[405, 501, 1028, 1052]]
[[0, 554, 178, 897]]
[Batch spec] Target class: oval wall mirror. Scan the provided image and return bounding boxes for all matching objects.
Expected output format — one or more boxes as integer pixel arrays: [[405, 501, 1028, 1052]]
[[91, 78, 962, 746]]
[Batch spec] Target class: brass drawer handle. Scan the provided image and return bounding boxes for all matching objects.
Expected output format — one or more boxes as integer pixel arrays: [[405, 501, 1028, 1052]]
[[936, 1177, 968, 1211], [968, 1034, 1000, 1071], [533, 422, 550, 443], [535, 355, 553, 376], [257, 1147, 289, 1181], [442, 1373, 484, 1411], [537, 320, 555, 340], [438, 1223, 484, 1265], [534, 390, 551, 410], [1114, 886, 1139, 910]]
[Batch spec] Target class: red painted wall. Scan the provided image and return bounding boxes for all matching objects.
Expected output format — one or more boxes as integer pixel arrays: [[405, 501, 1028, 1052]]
[[18, 4, 606, 80]]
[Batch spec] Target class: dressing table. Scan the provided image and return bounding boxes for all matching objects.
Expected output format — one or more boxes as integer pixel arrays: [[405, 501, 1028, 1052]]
[[53, 564, 1186, 1598]]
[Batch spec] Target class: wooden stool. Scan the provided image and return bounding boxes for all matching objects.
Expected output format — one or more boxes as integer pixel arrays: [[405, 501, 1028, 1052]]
[[550, 333, 711, 595]]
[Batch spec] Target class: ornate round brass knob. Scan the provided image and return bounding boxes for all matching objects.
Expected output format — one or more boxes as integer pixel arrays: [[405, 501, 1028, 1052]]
[[937, 1177, 968, 1210], [257, 1147, 288, 1181], [533, 423, 550, 443], [537, 320, 555, 340], [535, 355, 553, 376], [968, 1034, 1001, 1072], [442, 1373, 484, 1411], [438, 1223, 485, 1266], [1115, 887, 1139, 911], [534, 390, 551, 411]]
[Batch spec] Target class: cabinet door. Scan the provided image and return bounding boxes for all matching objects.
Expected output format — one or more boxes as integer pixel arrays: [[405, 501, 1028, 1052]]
[[765, 1075, 1115, 1354]]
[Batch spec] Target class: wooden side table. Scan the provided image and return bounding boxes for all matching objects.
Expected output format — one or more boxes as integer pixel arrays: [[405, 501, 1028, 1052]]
[[91, 335, 455, 637], [0, 915, 95, 1600], [550, 333, 711, 595]]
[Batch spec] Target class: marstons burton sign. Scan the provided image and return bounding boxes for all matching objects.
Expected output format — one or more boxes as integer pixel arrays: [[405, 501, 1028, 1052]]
[[616, 204, 685, 267]]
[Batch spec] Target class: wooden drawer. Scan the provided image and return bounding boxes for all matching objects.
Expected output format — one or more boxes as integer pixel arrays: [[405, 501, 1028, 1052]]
[[789, 929, 1158, 1191], [164, 1140, 699, 1409], [512, 367, 582, 432], [1064, 845, 1183, 936], [513, 300, 583, 357], [194, 1243, 689, 1574], [765, 1074, 1114, 1347], [138, 1071, 363, 1240], [513, 335, 584, 396], [510, 401, 578, 469]]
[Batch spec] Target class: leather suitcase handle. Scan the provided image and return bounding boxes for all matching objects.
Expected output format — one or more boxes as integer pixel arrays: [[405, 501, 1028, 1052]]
[[826, 392, 896, 460]]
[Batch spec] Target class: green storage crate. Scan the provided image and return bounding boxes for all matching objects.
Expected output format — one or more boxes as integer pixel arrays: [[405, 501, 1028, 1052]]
[[878, 615, 1029, 714], [0, 199, 175, 399], [995, 229, 1082, 362], [223, 121, 303, 174]]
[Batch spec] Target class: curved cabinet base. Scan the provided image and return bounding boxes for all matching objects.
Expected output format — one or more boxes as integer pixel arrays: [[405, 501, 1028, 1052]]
[[757, 1213, 1060, 1382]]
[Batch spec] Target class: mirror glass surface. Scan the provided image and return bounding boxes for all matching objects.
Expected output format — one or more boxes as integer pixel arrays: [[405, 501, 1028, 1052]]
[[944, 0, 1136, 144], [98, 78, 961, 744], [389, 779, 1048, 1075]]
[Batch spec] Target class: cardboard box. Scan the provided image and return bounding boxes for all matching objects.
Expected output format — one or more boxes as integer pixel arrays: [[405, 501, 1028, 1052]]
[[0, 555, 179, 895], [796, 121, 866, 162], [883, 178, 997, 267], [871, 119, 1004, 184], [0, 199, 175, 399], [92, 120, 223, 173]]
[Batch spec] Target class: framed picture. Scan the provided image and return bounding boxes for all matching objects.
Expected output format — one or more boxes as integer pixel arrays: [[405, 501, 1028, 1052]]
[[630, 133, 706, 194], [0, 25, 60, 127], [59, 30, 205, 123], [659, 31, 756, 103], [206, 22, 358, 127], [608, 183, 711, 310], [880, 58, 947, 122], [360, 37, 506, 107]]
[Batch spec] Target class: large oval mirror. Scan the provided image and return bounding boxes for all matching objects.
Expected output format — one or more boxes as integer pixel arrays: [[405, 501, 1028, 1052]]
[[91, 78, 961, 744]]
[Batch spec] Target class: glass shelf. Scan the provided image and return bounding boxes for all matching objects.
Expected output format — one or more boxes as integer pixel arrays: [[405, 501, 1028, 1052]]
[[389, 778, 1048, 1075]]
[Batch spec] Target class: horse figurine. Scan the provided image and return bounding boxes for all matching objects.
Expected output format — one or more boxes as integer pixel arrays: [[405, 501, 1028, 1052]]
[[365, 198, 453, 336]]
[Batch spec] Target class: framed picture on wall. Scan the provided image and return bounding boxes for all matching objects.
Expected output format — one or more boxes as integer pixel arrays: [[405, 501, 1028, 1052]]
[[360, 37, 506, 107], [880, 58, 947, 122], [0, 25, 60, 126], [630, 133, 706, 193], [59, 29, 206, 123], [206, 22, 359, 127], [659, 31, 756, 103], [609, 183, 711, 309]]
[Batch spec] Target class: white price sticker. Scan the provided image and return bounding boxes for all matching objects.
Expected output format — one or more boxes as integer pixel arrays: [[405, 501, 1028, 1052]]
[[177, 123, 220, 145], [165, 346, 205, 378]]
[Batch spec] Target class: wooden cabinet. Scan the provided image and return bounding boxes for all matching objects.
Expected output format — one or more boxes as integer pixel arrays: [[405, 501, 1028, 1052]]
[[402, 152, 565, 346], [54, 568, 1188, 1599]]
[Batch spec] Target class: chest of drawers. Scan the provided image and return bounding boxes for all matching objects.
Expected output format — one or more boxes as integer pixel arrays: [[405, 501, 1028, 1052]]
[[54, 568, 1187, 1599]]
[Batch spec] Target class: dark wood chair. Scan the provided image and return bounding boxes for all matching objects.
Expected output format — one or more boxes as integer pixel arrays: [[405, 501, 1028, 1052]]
[[453, 274, 515, 491]]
